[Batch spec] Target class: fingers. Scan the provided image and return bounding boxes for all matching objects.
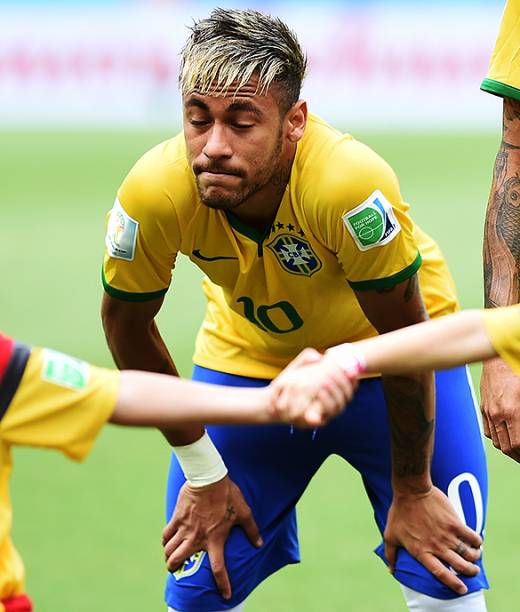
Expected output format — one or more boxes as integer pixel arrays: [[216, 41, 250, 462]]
[[163, 529, 185, 562], [481, 413, 491, 439], [456, 525, 482, 550], [274, 369, 355, 427], [418, 555, 468, 595], [165, 538, 195, 573], [238, 506, 263, 548], [479, 398, 492, 440], [207, 542, 232, 600], [285, 348, 322, 371], [453, 541, 481, 564], [162, 517, 178, 545], [384, 541, 397, 574]]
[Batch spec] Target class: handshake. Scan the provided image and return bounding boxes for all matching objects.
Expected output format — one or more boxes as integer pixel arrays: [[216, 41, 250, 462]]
[[267, 345, 366, 428]]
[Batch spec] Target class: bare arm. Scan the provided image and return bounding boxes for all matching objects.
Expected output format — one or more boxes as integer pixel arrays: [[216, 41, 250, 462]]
[[483, 97, 520, 309], [481, 96, 520, 461], [354, 274, 434, 494], [352, 309, 495, 375], [111, 348, 355, 428], [354, 275, 481, 594], [110, 372, 272, 427], [101, 293, 203, 445], [102, 291, 257, 599]]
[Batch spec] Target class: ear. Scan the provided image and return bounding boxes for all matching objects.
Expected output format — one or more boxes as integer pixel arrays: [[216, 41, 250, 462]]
[[285, 100, 307, 143]]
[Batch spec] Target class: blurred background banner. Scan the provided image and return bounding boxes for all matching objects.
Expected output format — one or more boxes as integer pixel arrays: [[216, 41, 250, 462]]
[[0, 0, 504, 129]]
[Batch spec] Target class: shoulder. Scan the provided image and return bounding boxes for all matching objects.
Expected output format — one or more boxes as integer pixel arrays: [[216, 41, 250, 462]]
[[117, 132, 197, 223], [294, 114, 402, 216]]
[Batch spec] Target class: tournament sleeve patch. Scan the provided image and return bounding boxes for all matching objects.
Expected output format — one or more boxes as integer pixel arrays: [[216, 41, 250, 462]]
[[41, 349, 90, 390], [105, 198, 138, 261], [342, 189, 401, 251]]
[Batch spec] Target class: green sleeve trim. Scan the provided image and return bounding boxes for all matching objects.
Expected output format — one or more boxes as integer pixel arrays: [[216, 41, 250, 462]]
[[348, 251, 422, 291], [480, 78, 520, 102], [101, 267, 168, 302]]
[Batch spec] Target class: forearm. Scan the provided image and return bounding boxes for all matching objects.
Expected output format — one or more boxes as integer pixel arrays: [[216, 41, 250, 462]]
[[484, 97, 520, 308], [111, 372, 271, 427], [353, 310, 495, 374], [102, 294, 203, 445], [354, 276, 436, 493], [382, 371, 434, 493], [105, 316, 178, 376]]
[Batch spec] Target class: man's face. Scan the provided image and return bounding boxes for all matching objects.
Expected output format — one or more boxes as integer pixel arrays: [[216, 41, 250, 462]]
[[183, 78, 286, 211]]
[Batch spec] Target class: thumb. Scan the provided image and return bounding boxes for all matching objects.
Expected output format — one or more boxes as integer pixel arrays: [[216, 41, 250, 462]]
[[384, 540, 397, 574]]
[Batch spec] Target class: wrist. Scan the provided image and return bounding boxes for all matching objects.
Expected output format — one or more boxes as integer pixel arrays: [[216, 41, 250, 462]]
[[325, 343, 367, 377], [173, 431, 228, 487], [392, 476, 433, 498]]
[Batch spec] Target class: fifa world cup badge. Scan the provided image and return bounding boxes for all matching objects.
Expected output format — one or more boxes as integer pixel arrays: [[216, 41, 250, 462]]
[[343, 190, 401, 251]]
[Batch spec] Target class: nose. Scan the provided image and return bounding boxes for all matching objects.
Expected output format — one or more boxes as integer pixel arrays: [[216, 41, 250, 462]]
[[202, 123, 232, 160]]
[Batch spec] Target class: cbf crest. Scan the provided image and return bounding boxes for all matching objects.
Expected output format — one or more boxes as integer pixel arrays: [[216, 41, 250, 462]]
[[267, 234, 322, 276], [173, 551, 206, 580]]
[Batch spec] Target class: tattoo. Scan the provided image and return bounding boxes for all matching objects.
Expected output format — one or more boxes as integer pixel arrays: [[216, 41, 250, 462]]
[[383, 376, 434, 477], [225, 505, 236, 521], [484, 97, 520, 307], [404, 274, 417, 301], [375, 275, 427, 321], [375, 285, 395, 294], [374, 276, 417, 296]]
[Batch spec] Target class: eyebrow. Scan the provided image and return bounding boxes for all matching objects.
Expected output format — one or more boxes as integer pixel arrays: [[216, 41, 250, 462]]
[[226, 101, 263, 117], [184, 97, 263, 117], [185, 98, 210, 111]]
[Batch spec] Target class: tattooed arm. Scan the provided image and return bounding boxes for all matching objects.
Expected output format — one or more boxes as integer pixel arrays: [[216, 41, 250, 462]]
[[481, 97, 520, 462], [355, 276, 435, 493], [355, 276, 481, 594]]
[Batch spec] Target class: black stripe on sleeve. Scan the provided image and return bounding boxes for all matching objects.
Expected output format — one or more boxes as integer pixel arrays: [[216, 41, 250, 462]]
[[0, 342, 31, 422]]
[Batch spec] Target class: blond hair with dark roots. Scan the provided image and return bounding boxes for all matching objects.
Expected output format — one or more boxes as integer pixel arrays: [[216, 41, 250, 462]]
[[179, 8, 307, 113]]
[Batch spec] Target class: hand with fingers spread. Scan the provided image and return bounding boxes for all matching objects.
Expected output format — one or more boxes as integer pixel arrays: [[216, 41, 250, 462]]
[[269, 349, 359, 428], [162, 475, 262, 600], [384, 485, 482, 595], [480, 357, 520, 463]]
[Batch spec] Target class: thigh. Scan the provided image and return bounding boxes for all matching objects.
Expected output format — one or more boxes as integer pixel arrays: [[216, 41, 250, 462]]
[[333, 367, 489, 599], [165, 366, 329, 612]]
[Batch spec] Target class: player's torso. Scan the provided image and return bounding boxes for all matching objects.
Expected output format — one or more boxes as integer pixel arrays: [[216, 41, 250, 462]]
[[181, 189, 372, 367], [111, 117, 458, 378], [171, 149, 455, 378]]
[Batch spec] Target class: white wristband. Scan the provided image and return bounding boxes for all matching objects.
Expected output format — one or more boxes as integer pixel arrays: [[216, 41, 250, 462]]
[[325, 343, 367, 376], [173, 431, 228, 487]]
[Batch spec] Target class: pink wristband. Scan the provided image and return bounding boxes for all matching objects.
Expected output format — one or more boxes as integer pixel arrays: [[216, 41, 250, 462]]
[[325, 344, 367, 376]]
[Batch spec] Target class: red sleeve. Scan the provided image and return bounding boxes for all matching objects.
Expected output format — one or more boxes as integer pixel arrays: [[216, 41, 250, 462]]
[[0, 333, 15, 381]]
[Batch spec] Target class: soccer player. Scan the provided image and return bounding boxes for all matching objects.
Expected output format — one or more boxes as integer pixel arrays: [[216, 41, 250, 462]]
[[102, 9, 488, 611], [0, 332, 354, 612], [480, 0, 520, 462]]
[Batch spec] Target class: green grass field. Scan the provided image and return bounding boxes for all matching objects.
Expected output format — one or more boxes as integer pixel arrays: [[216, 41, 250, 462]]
[[1, 129, 518, 611]]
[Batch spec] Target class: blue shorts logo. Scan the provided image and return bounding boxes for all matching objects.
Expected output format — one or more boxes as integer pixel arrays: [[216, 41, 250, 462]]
[[267, 234, 322, 276], [173, 551, 206, 580]]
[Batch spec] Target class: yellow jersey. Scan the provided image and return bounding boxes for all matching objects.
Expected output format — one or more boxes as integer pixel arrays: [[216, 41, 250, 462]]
[[0, 334, 119, 602], [481, 0, 520, 101], [104, 114, 458, 379], [483, 304, 520, 374]]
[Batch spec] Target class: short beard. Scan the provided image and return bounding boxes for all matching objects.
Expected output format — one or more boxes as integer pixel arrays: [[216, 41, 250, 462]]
[[196, 132, 284, 211]]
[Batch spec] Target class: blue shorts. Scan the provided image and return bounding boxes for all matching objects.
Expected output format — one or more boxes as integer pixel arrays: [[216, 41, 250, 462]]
[[165, 366, 488, 611]]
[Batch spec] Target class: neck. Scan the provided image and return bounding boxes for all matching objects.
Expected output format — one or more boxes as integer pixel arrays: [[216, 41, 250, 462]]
[[231, 145, 296, 231]]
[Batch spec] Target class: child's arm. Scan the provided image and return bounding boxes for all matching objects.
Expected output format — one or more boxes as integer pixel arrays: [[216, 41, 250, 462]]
[[110, 348, 356, 429], [110, 373, 272, 426], [327, 309, 496, 375]]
